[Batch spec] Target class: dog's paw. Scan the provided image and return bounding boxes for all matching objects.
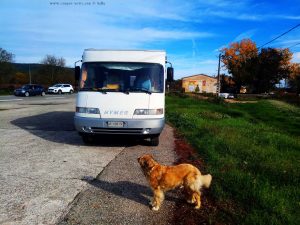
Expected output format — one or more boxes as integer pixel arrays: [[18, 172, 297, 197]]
[[149, 200, 154, 207], [187, 199, 195, 204], [152, 206, 160, 211], [194, 204, 201, 209]]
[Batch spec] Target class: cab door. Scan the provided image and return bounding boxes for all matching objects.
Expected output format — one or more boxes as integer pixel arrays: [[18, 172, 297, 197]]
[[28, 85, 35, 96]]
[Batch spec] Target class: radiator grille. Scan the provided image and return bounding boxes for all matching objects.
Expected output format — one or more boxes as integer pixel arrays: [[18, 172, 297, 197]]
[[90, 127, 143, 134]]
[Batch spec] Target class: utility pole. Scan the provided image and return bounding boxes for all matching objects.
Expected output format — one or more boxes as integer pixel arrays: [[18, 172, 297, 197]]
[[217, 53, 221, 95], [51, 66, 54, 84], [29, 64, 32, 84]]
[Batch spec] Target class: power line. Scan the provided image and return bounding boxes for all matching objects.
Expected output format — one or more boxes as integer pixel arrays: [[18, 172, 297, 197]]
[[258, 23, 300, 48], [287, 42, 300, 49]]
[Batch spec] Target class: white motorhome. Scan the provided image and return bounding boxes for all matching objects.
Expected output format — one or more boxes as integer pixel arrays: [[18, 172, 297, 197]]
[[74, 49, 173, 145]]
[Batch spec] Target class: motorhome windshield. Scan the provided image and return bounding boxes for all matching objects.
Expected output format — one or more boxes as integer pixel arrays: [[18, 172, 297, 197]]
[[79, 62, 164, 93]]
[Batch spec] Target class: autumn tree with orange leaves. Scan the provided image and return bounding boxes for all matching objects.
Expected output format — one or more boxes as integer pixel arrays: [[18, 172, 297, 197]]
[[288, 63, 300, 93], [221, 39, 294, 93], [221, 39, 258, 92]]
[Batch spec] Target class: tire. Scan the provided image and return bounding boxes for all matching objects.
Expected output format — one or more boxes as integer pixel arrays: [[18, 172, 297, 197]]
[[25, 92, 29, 97], [41, 91, 45, 96], [149, 136, 159, 146], [58, 90, 62, 95], [81, 134, 95, 145], [70, 90, 74, 94]]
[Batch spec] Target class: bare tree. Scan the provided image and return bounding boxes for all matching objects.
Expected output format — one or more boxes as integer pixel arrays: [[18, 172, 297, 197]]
[[0, 48, 15, 84], [0, 48, 14, 63], [40, 55, 66, 84]]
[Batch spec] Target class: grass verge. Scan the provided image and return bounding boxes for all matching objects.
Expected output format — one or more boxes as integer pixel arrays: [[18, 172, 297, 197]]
[[166, 95, 300, 225], [0, 89, 13, 95]]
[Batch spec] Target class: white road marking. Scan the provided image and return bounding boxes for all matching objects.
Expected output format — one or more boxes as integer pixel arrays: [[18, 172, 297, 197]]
[[0, 99, 23, 102]]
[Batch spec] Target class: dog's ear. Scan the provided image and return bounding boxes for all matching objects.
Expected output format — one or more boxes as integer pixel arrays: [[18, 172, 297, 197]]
[[138, 155, 156, 169], [145, 155, 156, 169], [138, 154, 152, 163]]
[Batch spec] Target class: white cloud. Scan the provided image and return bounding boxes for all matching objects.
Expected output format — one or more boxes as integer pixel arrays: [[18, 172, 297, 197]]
[[202, 8, 264, 21], [168, 54, 223, 79], [1, 3, 215, 67], [292, 52, 300, 63], [233, 29, 257, 42], [276, 15, 300, 20]]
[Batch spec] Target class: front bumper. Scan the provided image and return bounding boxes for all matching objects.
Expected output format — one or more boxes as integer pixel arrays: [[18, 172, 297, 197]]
[[47, 89, 58, 93], [74, 115, 165, 136], [14, 91, 25, 96]]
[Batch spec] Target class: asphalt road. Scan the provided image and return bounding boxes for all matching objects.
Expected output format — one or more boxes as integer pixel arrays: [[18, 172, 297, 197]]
[[0, 94, 177, 225], [0, 94, 125, 225], [58, 125, 177, 225]]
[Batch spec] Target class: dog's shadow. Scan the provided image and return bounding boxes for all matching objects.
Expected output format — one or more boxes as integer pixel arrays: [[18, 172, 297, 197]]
[[81, 176, 179, 207]]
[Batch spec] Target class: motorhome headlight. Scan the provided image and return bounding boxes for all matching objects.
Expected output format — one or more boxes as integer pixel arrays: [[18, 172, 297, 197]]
[[76, 107, 100, 114], [134, 108, 163, 115]]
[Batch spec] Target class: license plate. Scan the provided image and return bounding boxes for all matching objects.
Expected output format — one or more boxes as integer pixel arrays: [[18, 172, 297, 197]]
[[107, 121, 124, 128]]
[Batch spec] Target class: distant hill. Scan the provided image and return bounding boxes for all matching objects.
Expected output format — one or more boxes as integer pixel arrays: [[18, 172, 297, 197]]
[[12, 63, 74, 73], [0, 63, 75, 88], [12, 63, 42, 73]]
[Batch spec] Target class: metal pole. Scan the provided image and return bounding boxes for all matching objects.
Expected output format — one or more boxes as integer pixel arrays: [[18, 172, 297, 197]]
[[217, 53, 221, 95], [29, 64, 31, 84]]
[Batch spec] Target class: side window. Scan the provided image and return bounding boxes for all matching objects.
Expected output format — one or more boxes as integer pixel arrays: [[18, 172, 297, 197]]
[[63, 85, 69, 87]]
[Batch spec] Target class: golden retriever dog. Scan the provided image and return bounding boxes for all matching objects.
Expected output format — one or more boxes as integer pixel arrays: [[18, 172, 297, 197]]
[[138, 154, 212, 211]]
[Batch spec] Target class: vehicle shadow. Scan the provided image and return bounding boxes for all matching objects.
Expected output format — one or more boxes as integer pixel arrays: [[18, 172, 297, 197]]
[[10, 111, 141, 147], [81, 176, 179, 207]]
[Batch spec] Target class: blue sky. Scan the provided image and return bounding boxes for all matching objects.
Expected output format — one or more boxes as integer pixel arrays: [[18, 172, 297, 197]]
[[0, 0, 299, 79]]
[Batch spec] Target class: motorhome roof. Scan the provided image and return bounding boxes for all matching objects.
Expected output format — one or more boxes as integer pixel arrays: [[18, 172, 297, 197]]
[[84, 49, 165, 52], [82, 49, 166, 65]]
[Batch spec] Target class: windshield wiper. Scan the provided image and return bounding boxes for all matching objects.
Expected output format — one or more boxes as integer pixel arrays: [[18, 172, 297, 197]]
[[130, 87, 152, 95], [80, 87, 107, 94], [95, 88, 107, 94], [80, 87, 94, 91], [121, 89, 130, 95]]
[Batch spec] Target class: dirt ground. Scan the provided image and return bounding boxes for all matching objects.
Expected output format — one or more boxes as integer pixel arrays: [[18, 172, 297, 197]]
[[171, 131, 238, 225]]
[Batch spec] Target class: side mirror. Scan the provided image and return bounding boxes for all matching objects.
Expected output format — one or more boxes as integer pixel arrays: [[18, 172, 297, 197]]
[[75, 66, 80, 81], [167, 67, 174, 82]]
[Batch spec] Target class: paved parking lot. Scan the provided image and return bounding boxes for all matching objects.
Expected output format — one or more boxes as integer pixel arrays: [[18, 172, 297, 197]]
[[0, 95, 125, 225]]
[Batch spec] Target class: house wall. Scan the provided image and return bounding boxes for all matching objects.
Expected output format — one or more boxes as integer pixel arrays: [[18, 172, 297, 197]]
[[182, 76, 217, 93]]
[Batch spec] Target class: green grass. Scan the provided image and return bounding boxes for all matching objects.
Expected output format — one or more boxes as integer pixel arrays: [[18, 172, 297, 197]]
[[0, 89, 13, 95], [166, 95, 300, 225]]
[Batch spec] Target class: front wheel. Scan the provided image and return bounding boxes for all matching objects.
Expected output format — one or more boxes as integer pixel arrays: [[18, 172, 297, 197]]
[[24, 92, 29, 97], [81, 134, 95, 145], [41, 91, 45, 96], [149, 136, 159, 146]]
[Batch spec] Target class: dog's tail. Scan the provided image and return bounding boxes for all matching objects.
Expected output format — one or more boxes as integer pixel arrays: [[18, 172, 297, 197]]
[[200, 174, 212, 188]]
